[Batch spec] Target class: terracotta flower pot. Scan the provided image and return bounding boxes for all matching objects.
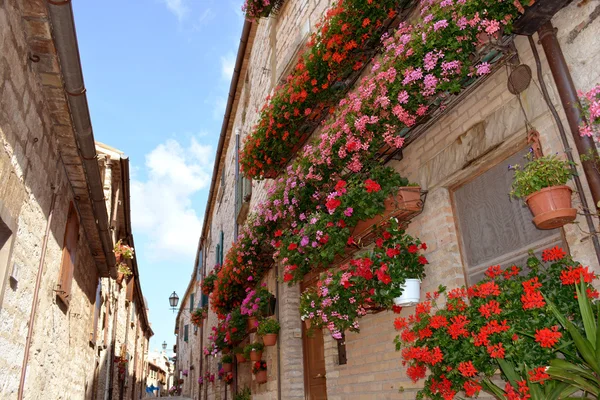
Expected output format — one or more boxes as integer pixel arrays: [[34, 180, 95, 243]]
[[263, 333, 278, 346], [116, 272, 124, 284], [304, 319, 311, 329], [235, 353, 247, 363], [222, 363, 232, 373], [248, 317, 258, 333], [250, 350, 262, 362], [255, 369, 267, 384], [525, 185, 576, 230], [351, 186, 422, 239]]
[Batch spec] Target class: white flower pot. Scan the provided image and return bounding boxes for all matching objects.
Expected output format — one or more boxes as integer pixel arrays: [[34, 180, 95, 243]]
[[393, 279, 421, 306]]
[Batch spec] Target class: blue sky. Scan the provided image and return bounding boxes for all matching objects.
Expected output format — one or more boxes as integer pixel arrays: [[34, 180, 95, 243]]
[[72, 0, 243, 354]]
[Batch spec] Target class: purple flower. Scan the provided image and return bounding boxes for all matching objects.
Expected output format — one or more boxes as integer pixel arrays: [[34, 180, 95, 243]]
[[300, 236, 309, 246]]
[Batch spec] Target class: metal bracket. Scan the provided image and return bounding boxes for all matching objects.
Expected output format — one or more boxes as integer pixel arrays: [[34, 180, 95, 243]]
[[337, 333, 347, 365]]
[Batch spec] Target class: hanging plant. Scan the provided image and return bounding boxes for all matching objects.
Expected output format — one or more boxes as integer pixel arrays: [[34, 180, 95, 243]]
[[579, 83, 600, 140], [202, 265, 221, 295], [241, 0, 284, 21], [510, 153, 577, 229], [114, 239, 134, 260]]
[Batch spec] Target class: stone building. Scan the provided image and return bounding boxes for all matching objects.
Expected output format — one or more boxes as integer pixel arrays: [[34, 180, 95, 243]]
[[147, 350, 173, 397], [181, 0, 600, 399], [0, 2, 152, 399], [174, 267, 206, 398]]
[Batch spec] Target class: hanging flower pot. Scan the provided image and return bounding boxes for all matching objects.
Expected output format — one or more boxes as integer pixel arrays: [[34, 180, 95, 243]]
[[304, 319, 311, 329], [255, 369, 267, 384], [263, 334, 278, 347], [250, 350, 263, 362], [247, 316, 258, 333], [393, 279, 421, 307], [235, 353, 247, 363], [525, 185, 577, 230], [222, 363, 232, 373]]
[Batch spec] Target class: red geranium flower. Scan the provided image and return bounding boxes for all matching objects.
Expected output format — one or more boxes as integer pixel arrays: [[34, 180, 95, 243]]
[[535, 327, 562, 348], [364, 179, 381, 193], [325, 197, 341, 212], [463, 380, 482, 397], [541, 246, 566, 262], [408, 244, 418, 253], [418, 256, 428, 265], [287, 243, 298, 251], [458, 361, 477, 377], [560, 265, 596, 285], [486, 342, 505, 359], [528, 367, 550, 384]]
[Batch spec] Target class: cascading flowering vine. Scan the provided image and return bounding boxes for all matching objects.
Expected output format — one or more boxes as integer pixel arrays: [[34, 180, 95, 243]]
[[211, 0, 532, 317], [579, 83, 600, 140]]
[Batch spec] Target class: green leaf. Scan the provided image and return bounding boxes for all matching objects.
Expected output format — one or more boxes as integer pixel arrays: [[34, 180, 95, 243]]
[[546, 366, 600, 395], [497, 359, 520, 388], [481, 378, 506, 399], [576, 280, 596, 345], [549, 359, 597, 381]]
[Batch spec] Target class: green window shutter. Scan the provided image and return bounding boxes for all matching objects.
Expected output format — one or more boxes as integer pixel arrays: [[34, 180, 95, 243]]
[[190, 293, 195, 312], [220, 231, 224, 264], [216, 244, 221, 265], [184, 325, 189, 342], [201, 293, 209, 307]]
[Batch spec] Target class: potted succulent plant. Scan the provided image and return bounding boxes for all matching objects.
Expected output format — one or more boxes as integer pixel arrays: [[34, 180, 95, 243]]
[[510, 153, 576, 229], [221, 354, 233, 373], [233, 346, 246, 363], [244, 342, 264, 362], [252, 360, 268, 384], [257, 318, 280, 346]]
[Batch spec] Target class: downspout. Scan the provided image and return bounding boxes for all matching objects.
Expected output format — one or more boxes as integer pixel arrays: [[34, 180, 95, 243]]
[[18, 188, 58, 400], [528, 36, 600, 265], [234, 129, 241, 240], [537, 22, 600, 213], [47, 1, 117, 277]]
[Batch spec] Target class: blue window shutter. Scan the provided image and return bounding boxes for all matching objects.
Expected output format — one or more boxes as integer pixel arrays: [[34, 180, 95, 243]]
[[184, 325, 189, 342], [220, 231, 224, 264]]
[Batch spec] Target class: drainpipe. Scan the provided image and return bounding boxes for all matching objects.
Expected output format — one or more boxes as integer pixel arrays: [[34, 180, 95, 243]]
[[47, 1, 117, 277], [234, 129, 241, 241], [528, 36, 600, 265], [537, 22, 600, 212], [18, 188, 58, 400]]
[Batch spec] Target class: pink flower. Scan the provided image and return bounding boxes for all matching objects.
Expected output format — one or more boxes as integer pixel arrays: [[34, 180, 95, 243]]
[[476, 62, 491, 76], [433, 20, 448, 31], [344, 207, 353, 217]]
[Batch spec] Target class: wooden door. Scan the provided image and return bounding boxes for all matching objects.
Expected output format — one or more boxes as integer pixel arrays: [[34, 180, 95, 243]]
[[301, 272, 327, 400]]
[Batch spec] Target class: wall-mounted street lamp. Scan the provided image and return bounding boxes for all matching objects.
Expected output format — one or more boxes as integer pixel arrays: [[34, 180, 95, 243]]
[[169, 291, 179, 313]]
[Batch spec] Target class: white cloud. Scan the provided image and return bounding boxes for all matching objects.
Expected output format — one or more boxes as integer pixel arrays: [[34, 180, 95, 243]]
[[220, 52, 235, 81], [131, 137, 213, 258], [162, 0, 189, 20]]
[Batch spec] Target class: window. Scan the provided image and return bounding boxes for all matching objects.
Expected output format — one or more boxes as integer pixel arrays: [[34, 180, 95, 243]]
[[57, 203, 79, 306], [126, 276, 135, 302], [215, 244, 221, 266], [90, 280, 101, 344], [130, 301, 136, 325], [0, 212, 15, 309], [453, 148, 564, 284], [184, 324, 189, 342], [219, 231, 224, 264], [189, 293, 194, 312]]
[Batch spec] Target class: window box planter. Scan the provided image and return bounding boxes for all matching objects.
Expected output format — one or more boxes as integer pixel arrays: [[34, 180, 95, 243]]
[[351, 187, 425, 243], [525, 185, 576, 230]]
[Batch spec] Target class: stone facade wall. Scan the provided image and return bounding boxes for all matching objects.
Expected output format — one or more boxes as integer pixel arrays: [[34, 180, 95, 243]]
[[0, 1, 100, 398], [194, 1, 600, 399], [0, 4, 153, 397]]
